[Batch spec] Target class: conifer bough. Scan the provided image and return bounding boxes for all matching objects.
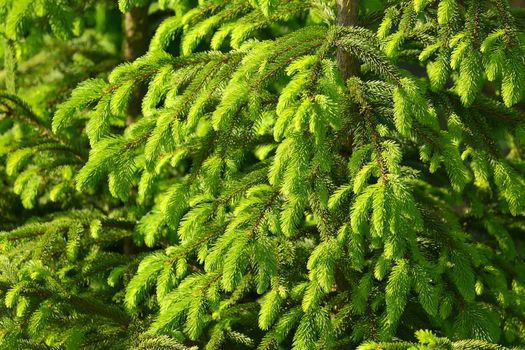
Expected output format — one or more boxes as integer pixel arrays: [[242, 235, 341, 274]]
[[0, 0, 525, 349]]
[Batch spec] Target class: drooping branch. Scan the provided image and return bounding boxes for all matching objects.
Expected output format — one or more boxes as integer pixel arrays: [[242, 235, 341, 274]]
[[336, 0, 360, 79]]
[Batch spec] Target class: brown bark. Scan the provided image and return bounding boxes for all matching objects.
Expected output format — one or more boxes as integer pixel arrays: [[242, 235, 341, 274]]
[[123, 6, 149, 62], [122, 6, 149, 125], [334, 0, 360, 294], [336, 0, 360, 80], [122, 7, 149, 255]]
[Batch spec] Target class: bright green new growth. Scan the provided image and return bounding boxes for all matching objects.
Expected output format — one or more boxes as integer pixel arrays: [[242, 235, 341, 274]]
[[0, 0, 525, 349]]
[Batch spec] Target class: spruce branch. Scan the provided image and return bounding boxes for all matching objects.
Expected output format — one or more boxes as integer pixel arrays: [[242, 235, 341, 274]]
[[0, 92, 86, 162], [0, 281, 130, 326]]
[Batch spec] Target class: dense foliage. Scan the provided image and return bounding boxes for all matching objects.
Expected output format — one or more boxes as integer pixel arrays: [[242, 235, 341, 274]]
[[0, 0, 525, 349]]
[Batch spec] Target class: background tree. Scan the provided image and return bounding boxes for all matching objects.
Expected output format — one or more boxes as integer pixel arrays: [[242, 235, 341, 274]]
[[0, 0, 525, 349]]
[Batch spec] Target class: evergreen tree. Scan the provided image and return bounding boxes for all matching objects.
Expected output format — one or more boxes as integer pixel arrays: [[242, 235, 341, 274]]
[[0, 0, 525, 349]]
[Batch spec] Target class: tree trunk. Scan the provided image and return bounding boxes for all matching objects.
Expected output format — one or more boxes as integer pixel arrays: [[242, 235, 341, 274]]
[[335, 0, 360, 293], [336, 0, 360, 80], [123, 6, 149, 62], [122, 6, 149, 255], [122, 6, 149, 124]]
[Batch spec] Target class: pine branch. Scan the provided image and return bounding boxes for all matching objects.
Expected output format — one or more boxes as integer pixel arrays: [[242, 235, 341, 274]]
[[0, 281, 130, 326], [0, 92, 86, 162]]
